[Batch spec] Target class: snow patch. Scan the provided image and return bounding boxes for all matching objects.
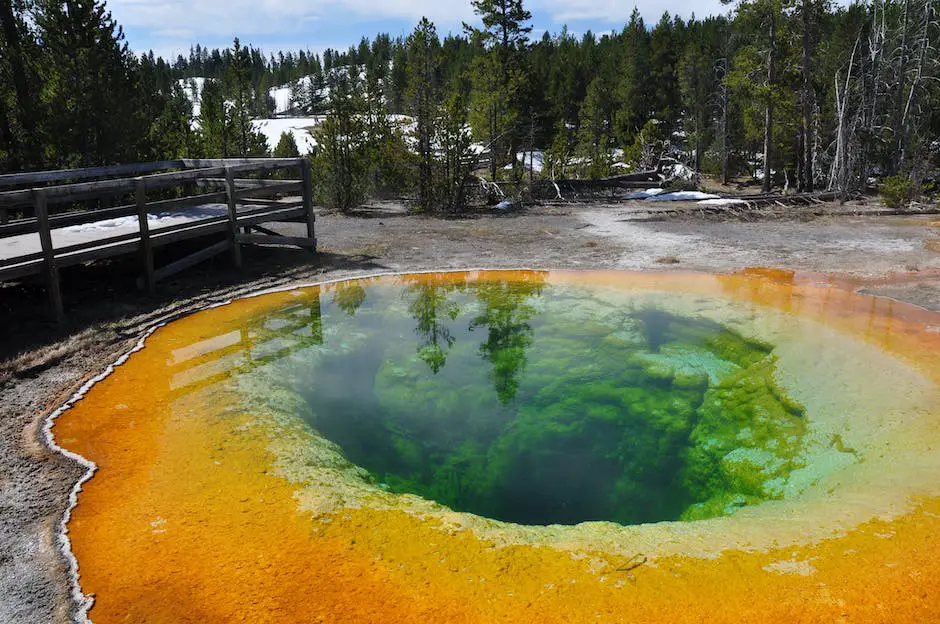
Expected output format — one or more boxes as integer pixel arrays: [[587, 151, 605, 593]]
[[64, 205, 228, 236], [268, 75, 329, 116], [648, 191, 721, 201], [178, 77, 210, 119], [623, 188, 665, 200], [663, 163, 695, 181], [252, 117, 321, 155], [516, 150, 544, 174]]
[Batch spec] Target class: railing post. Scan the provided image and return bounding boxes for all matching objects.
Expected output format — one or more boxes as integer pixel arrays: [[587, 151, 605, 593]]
[[33, 189, 64, 323], [301, 157, 316, 250], [224, 166, 243, 269], [135, 177, 155, 293]]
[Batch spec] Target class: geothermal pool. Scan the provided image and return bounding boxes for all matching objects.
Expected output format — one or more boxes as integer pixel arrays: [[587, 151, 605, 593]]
[[53, 270, 940, 623]]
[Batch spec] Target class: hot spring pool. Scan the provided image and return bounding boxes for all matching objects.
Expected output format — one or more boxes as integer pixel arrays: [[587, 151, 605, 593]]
[[52, 270, 940, 623]]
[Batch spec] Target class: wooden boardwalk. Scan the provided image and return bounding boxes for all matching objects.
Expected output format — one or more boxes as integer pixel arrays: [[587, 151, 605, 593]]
[[0, 158, 317, 322]]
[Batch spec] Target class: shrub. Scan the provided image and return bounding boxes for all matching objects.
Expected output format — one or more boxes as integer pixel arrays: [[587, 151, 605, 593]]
[[879, 175, 915, 209]]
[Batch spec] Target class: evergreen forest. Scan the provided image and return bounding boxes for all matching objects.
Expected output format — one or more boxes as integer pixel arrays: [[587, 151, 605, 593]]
[[1, 0, 938, 210]]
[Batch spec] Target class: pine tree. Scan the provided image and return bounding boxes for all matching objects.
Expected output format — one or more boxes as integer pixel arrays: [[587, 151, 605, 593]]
[[576, 77, 613, 178], [290, 78, 307, 114], [34, 0, 142, 166], [273, 131, 300, 158], [464, 0, 532, 181], [406, 18, 440, 211], [434, 90, 475, 212], [614, 9, 652, 147], [680, 16, 731, 176], [225, 38, 268, 157], [198, 78, 228, 157], [314, 70, 369, 211], [648, 13, 683, 135], [545, 118, 574, 181], [0, 0, 43, 169], [308, 57, 327, 113], [727, 0, 794, 191], [147, 84, 197, 159]]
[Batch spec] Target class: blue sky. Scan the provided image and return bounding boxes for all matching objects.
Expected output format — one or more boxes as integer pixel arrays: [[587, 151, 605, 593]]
[[109, 0, 735, 62]]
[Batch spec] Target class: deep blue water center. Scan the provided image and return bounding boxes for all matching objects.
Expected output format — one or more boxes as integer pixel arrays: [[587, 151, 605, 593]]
[[254, 274, 805, 526]]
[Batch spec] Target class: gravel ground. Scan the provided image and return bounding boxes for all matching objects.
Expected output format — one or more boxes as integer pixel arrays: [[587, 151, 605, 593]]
[[1, 201, 938, 622]]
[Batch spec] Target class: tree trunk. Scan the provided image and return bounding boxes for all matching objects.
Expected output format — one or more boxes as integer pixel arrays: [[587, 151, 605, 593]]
[[800, 0, 815, 192], [0, 0, 39, 168], [762, 11, 777, 193], [890, 0, 910, 176], [490, 105, 498, 181], [716, 58, 730, 185]]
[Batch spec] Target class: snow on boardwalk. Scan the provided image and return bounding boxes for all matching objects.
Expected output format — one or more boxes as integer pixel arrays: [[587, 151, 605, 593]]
[[0, 205, 228, 262]]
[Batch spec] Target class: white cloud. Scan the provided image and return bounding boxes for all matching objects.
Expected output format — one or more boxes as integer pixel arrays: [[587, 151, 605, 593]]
[[110, 0, 474, 41], [540, 0, 731, 25], [111, 0, 741, 60]]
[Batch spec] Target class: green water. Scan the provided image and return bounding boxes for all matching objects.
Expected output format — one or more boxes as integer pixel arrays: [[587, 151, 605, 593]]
[[245, 275, 807, 526]]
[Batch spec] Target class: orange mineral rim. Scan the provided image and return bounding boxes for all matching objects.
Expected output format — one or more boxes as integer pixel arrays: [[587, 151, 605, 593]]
[[51, 269, 940, 623]]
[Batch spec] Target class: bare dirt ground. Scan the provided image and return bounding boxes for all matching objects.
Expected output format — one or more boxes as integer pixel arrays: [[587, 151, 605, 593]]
[[1, 200, 938, 622]]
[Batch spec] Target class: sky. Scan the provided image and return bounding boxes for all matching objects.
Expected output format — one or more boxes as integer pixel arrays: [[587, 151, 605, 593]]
[[109, 0, 738, 62]]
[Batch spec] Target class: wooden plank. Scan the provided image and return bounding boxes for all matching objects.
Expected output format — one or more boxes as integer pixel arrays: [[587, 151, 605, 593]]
[[42, 229, 144, 256], [136, 177, 155, 293], [0, 249, 44, 269], [0, 258, 45, 281], [142, 167, 227, 192], [0, 160, 184, 188], [148, 221, 228, 247], [239, 198, 302, 209], [33, 189, 64, 323], [144, 191, 229, 213], [235, 234, 317, 248], [248, 224, 282, 237], [181, 158, 303, 169], [1, 176, 131, 207], [236, 206, 306, 226], [195, 179, 303, 199], [57, 224, 229, 265], [237, 183, 303, 200], [197, 178, 303, 188], [0, 191, 229, 237], [40, 208, 227, 258], [301, 158, 315, 245], [224, 167, 243, 269], [0, 159, 302, 194], [151, 240, 231, 284], [0, 166, 228, 208], [2, 202, 301, 282]]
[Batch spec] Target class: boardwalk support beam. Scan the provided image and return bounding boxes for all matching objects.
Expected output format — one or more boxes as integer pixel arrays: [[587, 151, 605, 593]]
[[135, 177, 156, 293], [33, 189, 64, 323], [224, 166, 243, 269]]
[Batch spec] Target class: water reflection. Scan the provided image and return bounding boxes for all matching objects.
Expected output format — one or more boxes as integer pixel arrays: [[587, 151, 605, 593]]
[[469, 276, 543, 404], [403, 275, 467, 374], [153, 271, 940, 527], [166, 274, 548, 404], [184, 273, 816, 525], [166, 293, 324, 398], [330, 279, 367, 316]]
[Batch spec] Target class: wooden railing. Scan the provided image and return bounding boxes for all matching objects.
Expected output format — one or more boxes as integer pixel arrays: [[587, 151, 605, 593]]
[[0, 158, 316, 322]]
